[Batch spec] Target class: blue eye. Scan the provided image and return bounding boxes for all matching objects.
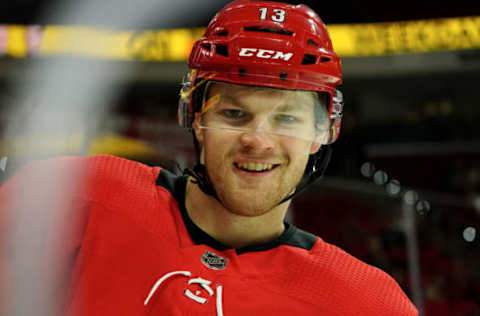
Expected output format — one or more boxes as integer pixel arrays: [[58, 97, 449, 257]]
[[275, 114, 299, 123]]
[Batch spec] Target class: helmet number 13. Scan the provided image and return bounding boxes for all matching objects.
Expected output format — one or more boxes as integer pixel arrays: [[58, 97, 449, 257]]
[[258, 8, 286, 23]]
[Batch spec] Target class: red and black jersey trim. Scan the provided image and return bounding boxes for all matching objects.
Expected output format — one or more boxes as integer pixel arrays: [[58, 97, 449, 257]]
[[156, 169, 317, 254]]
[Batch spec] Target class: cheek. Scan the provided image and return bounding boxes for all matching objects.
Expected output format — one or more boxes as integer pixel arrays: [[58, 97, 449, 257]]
[[284, 141, 312, 165], [203, 132, 233, 167]]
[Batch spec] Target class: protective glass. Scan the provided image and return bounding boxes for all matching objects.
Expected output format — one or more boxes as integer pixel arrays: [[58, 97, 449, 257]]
[[197, 81, 330, 144]]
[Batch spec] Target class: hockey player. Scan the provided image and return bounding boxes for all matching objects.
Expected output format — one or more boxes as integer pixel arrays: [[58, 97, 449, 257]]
[[0, 1, 418, 315]]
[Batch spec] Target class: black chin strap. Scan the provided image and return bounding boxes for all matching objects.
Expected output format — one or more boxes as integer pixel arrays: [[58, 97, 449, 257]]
[[183, 129, 332, 207], [183, 130, 222, 202], [278, 145, 332, 205]]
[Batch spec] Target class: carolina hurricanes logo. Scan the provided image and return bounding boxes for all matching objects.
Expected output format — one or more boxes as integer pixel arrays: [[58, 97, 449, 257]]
[[239, 48, 293, 61]]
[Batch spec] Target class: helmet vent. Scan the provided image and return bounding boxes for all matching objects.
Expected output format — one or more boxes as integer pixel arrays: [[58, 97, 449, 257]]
[[215, 30, 229, 36], [279, 72, 288, 80], [302, 54, 317, 65], [320, 56, 331, 63], [215, 45, 229, 57], [244, 26, 293, 36], [307, 39, 319, 47]]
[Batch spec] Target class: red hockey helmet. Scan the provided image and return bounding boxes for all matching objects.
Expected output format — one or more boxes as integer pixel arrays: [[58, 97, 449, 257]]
[[179, 0, 343, 144]]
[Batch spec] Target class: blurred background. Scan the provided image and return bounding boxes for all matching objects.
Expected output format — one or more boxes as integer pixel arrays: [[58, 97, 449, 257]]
[[0, 0, 479, 315]]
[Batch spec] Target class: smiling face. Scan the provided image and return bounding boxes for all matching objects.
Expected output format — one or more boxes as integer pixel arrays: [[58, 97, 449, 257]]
[[193, 82, 326, 217]]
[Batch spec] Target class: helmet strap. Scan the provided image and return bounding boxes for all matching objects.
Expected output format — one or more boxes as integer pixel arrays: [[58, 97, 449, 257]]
[[278, 145, 332, 205], [183, 129, 222, 202]]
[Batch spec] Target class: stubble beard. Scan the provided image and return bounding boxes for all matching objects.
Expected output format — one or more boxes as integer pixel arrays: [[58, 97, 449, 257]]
[[205, 153, 307, 218]]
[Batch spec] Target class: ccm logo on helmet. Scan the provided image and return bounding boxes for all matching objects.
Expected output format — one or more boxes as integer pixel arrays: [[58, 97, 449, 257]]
[[238, 48, 293, 61]]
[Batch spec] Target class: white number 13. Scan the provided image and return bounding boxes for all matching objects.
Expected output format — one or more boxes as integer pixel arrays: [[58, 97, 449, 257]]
[[259, 8, 286, 22]]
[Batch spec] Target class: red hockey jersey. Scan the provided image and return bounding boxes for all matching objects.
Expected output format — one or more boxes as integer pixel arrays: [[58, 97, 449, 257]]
[[0, 155, 418, 315]]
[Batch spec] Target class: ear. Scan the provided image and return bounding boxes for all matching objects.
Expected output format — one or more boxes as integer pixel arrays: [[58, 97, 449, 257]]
[[192, 112, 204, 143], [309, 141, 322, 155], [310, 129, 329, 154]]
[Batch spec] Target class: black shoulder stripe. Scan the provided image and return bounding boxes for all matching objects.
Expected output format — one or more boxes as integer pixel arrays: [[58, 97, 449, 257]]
[[155, 169, 187, 203], [236, 224, 317, 254], [283, 226, 318, 251]]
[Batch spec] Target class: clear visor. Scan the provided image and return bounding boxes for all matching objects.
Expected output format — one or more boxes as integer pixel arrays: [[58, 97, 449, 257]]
[[197, 81, 330, 144]]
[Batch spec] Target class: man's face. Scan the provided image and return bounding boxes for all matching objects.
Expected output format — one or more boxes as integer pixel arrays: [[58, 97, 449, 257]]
[[193, 82, 325, 217]]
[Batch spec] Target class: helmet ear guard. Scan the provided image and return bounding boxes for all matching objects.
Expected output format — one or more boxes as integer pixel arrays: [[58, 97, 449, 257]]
[[178, 71, 194, 129], [325, 89, 344, 144], [178, 70, 215, 129]]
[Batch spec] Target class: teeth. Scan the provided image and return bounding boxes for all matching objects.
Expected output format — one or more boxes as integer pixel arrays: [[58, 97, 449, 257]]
[[236, 162, 275, 171]]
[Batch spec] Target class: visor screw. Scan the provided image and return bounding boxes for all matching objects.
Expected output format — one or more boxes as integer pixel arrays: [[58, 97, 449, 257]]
[[280, 72, 288, 80], [239, 68, 247, 76]]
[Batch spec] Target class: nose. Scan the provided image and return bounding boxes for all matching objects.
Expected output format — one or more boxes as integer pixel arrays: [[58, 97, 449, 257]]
[[239, 130, 276, 151]]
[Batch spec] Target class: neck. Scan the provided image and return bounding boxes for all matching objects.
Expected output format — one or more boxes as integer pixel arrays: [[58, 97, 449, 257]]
[[185, 178, 290, 249]]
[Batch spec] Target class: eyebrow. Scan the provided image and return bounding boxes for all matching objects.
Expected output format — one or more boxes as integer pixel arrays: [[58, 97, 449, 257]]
[[219, 94, 244, 108], [276, 103, 309, 112], [219, 94, 314, 110]]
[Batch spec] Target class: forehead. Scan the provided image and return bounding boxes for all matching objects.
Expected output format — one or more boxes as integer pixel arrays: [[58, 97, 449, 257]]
[[207, 82, 318, 108]]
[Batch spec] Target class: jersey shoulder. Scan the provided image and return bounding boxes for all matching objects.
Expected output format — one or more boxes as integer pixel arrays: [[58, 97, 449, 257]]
[[2, 154, 163, 213], [293, 238, 418, 315], [79, 154, 161, 205]]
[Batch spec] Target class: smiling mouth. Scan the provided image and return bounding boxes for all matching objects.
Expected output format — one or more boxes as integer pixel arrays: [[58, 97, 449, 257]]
[[234, 162, 280, 173]]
